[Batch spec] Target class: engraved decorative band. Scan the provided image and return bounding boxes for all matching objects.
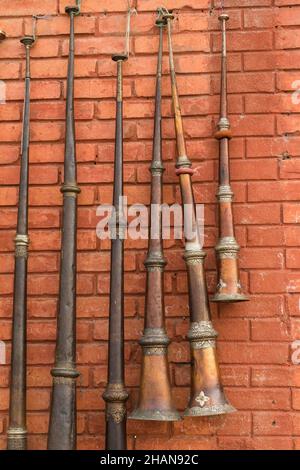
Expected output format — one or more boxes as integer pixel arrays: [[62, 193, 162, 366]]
[[106, 403, 126, 424], [14, 234, 29, 258], [150, 161, 164, 175], [184, 250, 206, 265], [215, 236, 240, 258], [188, 321, 218, 350], [217, 185, 234, 202]]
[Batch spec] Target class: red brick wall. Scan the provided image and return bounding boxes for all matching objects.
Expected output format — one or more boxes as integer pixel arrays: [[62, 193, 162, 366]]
[[0, 0, 299, 450]]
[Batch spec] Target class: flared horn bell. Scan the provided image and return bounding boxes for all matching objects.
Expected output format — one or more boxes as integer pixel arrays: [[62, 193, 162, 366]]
[[183, 321, 235, 417], [129, 329, 181, 421]]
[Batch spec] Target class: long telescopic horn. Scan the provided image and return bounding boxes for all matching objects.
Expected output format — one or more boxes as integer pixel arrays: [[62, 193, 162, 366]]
[[7, 33, 35, 451], [47, 4, 81, 450], [163, 11, 235, 417], [102, 6, 136, 450], [212, 14, 248, 303], [129, 11, 180, 423]]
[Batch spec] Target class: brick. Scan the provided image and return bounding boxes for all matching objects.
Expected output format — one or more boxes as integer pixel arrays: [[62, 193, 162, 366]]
[[252, 366, 295, 387], [227, 388, 290, 410], [36, 15, 96, 36], [0, 187, 18, 206], [6, 81, 61, 101], [219, 342, 289, 364], [285, 227, 300, 246], [218, 436, 293, 450], [251, 319, 290, 341], [244, 9, 275, 28], [231, 115, 274, 136], [276, 29, 300, 49], [247, 226, 285, 247], [0, 0, 57, 16], [0, 145, 19, 164], [231, 160, 277, 180], [97, 13, 156, 35], [287, 249, 300, 268], [213, 31, 273, 52], [280, 159, 300, 179], [60, 0, 132, 12], [284, 204, 300, 223], [293, 389, 300, 410], [249, 181, 300, 201], [0, 18, 23, 38], [135, 436, 217, 451], [63, 37, 133, 56], [137, 0, 210, 10], [235, 204, 281, 224], [135, 75, 210, 98], [247, 136, 300, 158], [276, 0, 300, 4], [213, 73, 275, 94], [135, 33, 210, 54], [0, 63, 20, 80], [277, 115, 300, 135], [250, 272, 287, 294], [77, 344, 107, 364]]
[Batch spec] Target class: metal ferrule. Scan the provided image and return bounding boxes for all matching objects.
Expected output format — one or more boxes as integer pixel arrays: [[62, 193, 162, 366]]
[[217, 184, 234, 202], [60, 182, 81, 195], [187, 321, 218, 350], [175, 155, 192, 168], [103, 384, 129, 424], [215, 236, 240, 258], [14, 234, 29, 258], [7, 428, 27, 450], [218, 116, 230, 131], [144, 254, 166, 272], [150, 161, 165, 175], [184, 249, 206, 265]]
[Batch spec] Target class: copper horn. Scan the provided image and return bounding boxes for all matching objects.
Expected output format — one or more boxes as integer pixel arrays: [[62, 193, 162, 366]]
[[163, 11, 235, 417], [129, 11, 180, 422], [102, 7, 136, 450], [47, 4, 81, 450], [212, 14, 248, 303], [7, 33, 35, 451]]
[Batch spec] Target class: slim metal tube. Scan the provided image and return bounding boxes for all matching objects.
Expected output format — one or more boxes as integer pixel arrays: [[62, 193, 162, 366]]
[[164, 13, 235, 417], [7, 34, 35, 451], [129, 17, 180, 422], [102, 54, 129, 450], [212, 14, 248, 303], [47, 6, 80, 450]]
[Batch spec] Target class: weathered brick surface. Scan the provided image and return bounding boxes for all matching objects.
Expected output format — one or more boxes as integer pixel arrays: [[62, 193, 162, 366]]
[[0, 0, 298, 451]]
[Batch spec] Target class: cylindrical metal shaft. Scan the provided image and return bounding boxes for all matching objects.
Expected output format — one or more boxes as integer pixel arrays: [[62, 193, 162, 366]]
[[47, 6, 80, 450], [7, 34, 35, 451], [102, 54, 129, 450], [212, 14, 248, 303]]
